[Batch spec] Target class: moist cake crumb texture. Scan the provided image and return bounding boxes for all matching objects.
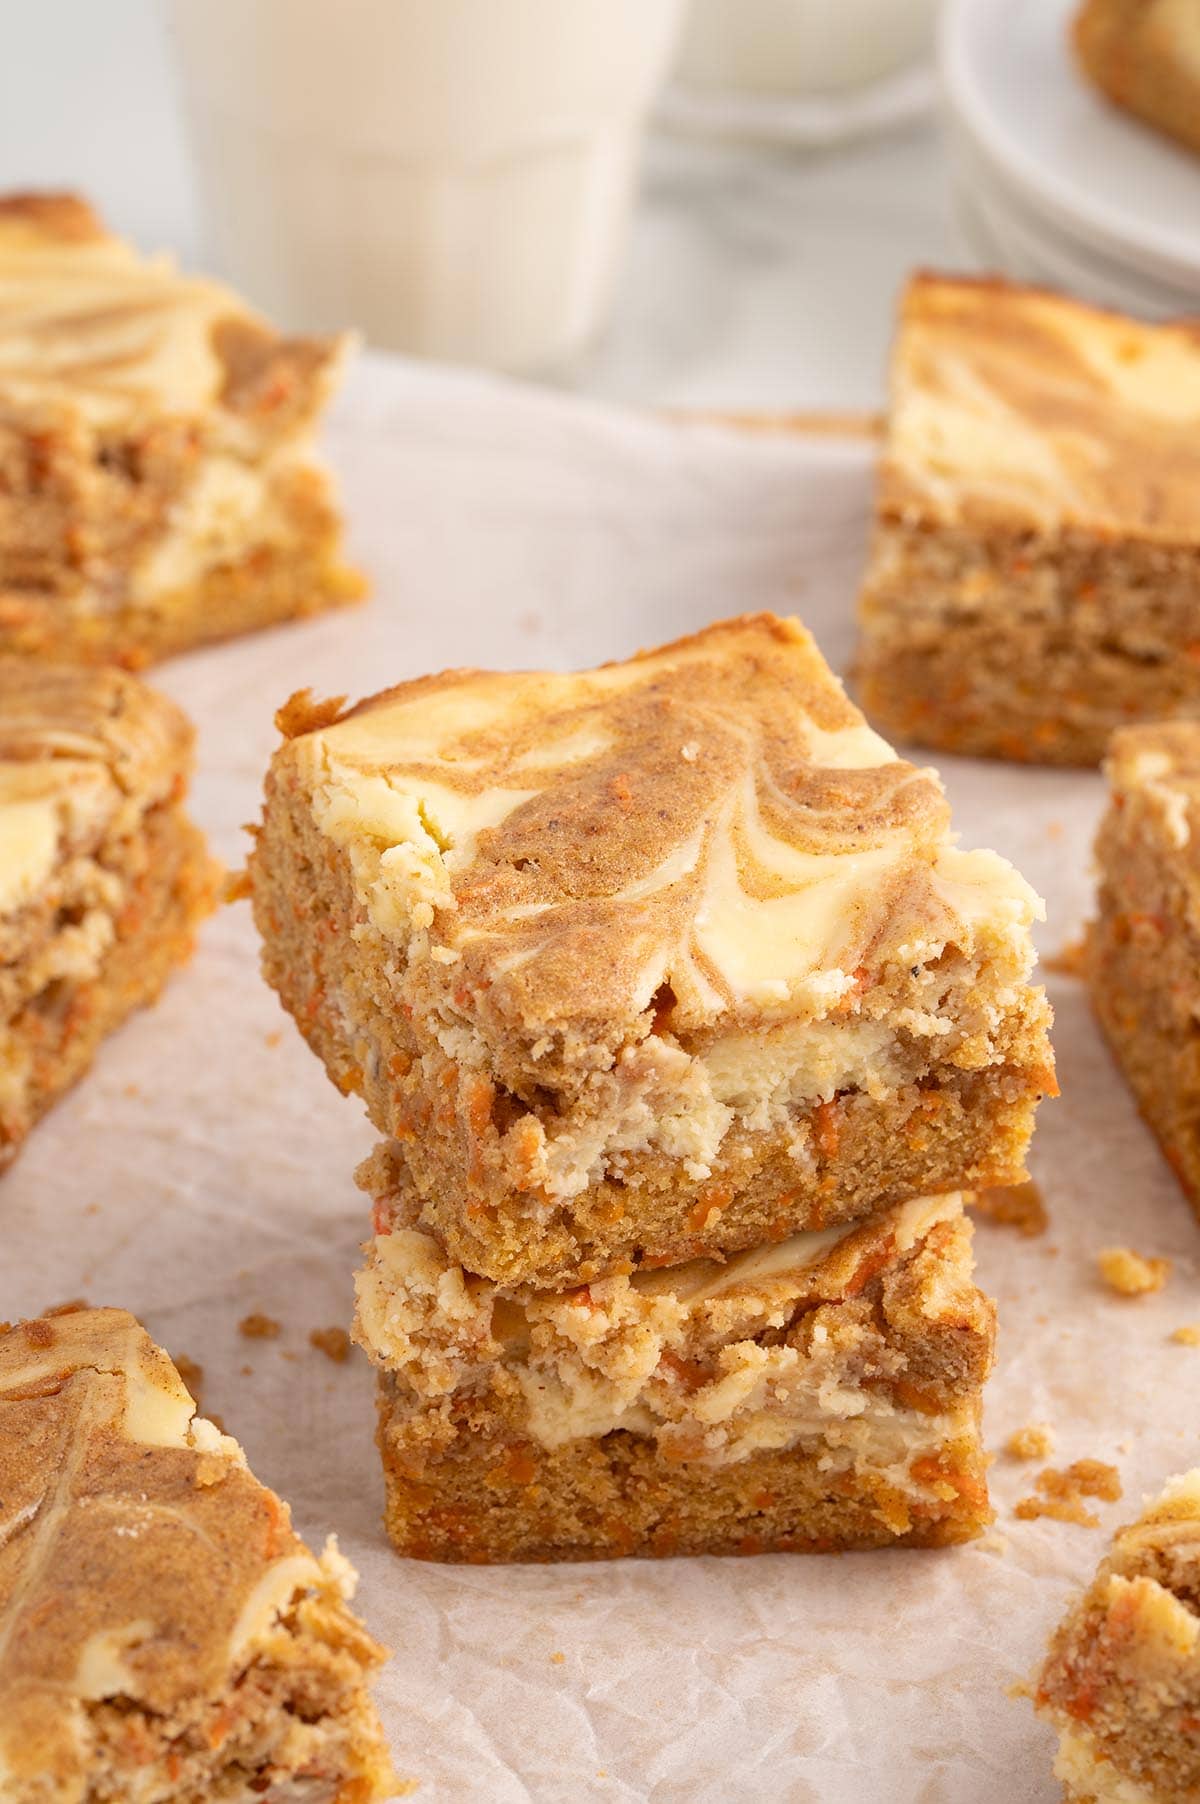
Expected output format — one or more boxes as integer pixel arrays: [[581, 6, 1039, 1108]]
[[1015, 1462, 1124, 1530], [1098, 1247, 1172, 1298], [858, 274, 1200, 766], [1036, 1470, 1200, 1801], [0, 1307, 396, 1803], [1008, 1424, 1055, 1462], [0, 660, 217, 1166], [1088, 724, 1200, 1223]]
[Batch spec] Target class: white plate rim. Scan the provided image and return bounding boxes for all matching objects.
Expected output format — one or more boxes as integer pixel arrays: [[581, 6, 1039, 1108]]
[[941, 0, 1200, 291], [945, 118, 1200, 317]]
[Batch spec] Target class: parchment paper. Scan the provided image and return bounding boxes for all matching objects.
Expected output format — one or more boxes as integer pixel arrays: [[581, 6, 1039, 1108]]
[[4, 353, 1197, 1803]]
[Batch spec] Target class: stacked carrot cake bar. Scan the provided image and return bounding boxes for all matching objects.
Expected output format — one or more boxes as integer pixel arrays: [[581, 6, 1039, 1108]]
[[251, 613, 1055, 1560], [0, 190, 362, 667]]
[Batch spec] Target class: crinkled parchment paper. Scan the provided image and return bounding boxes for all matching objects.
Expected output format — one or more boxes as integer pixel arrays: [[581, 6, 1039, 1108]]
[[4, 354, 1196, 1803]]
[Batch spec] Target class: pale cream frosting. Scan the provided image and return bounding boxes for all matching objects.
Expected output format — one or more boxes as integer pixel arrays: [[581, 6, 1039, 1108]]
[[129, 445, 312, 603], [1105, 725, 1200, 859], [0, 198, 328, 439], [355, 1191, 978, 1469], [884, 274, 1200, 537]]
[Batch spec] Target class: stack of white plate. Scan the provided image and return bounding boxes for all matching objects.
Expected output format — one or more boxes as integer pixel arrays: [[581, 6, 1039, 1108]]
[[941, 0, 1200, 318]]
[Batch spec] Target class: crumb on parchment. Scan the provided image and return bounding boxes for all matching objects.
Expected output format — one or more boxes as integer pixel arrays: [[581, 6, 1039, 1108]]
[[275, 688, 347, 739], [310, 1325, 352, 1364], [972, 1182, 1048, 1237], [1098, 1247, 1171, 1297], [1014, 1461, 1122, 1528], [1043, 939, 1086, 978], [1171, 1323, 1200, 1346], [239, 1312, 282, 1340], [1007, 1424, 1054, 1462]]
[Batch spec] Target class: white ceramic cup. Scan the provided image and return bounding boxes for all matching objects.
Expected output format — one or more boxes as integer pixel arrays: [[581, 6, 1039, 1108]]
[[168, 0, 685, 374], [675, 0, 939, 96]]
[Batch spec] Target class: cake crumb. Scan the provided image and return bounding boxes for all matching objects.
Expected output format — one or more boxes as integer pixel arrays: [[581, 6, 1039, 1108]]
[[173, 1353, 204, 1405], [1044, 939, 1086, 978], [1007, 1424, 1054, 1462], [1098, 1246, 1171, 1297], [973, 1181, 1048, 1237], [1014, 1460, 1122, 1527], [550, 1651, 565, 1665], [274, 688, 347, 739], [264, 1029, 282, 1049], [194, 1450, 227, 1487], [222, 867, 252, 904], [310, 1325, 352, 1364], [978, 1531, 1009, 1554], [1171, 1323, 1200, 1346], [239, 1311, 282, 1340]]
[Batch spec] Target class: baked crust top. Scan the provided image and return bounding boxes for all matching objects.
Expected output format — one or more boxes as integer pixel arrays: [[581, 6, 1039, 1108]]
[[880, 273, 1200, 538], [0, 1308, 372, 1795], [0, 188, 343, 436], [272, 613, 1043, 1051], [0, 661, 193, 915]]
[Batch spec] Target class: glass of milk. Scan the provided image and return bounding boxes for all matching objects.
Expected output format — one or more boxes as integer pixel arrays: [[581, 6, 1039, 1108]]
[[167, 0, 685, 375]]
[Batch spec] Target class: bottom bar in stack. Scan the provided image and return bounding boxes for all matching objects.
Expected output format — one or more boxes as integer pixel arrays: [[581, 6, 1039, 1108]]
[[354, 1148, 996, 1563]]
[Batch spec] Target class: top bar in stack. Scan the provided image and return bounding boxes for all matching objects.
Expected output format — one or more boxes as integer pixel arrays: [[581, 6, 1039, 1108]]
[[251, 613, 1055, 1288], [0, 191, 362, 667]]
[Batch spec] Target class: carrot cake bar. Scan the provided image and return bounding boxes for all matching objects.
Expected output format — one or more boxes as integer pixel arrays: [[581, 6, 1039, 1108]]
[[1075, 0, 1200, 159], [251, 613, 1055, 1288], [1088, 723, 1200, 1222], [857, 274, 1200, 766], [0, 1307, 396, 1803], [355, 1167, 995, 1562], [0, 661, 215, 1166], [0, 191, 362, 667], [1035, 1469, 1200, 1801]]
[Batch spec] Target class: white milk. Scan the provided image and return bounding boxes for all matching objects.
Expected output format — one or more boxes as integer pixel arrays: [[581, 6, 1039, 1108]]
[[168, 0, 685, 374], [675, 0, 939, 96]]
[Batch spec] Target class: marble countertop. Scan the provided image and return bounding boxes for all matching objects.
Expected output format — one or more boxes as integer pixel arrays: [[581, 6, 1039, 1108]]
[[3, 0, 969, 412]]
